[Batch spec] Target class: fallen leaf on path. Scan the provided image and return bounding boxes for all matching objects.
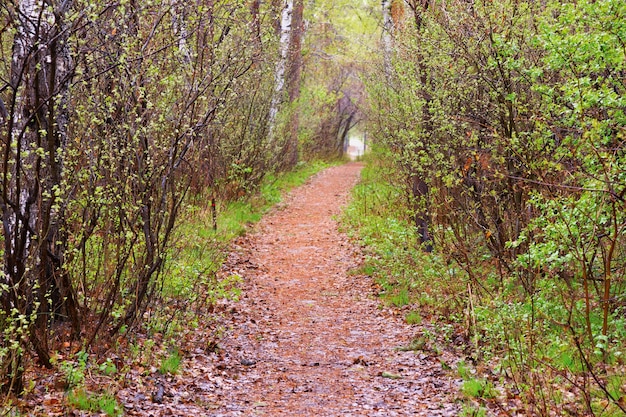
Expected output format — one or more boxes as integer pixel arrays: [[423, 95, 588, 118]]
[[380, 371, 403, 380]]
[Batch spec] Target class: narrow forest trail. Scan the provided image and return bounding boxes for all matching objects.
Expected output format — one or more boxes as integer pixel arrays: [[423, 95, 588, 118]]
[[207, 162, 461, 416], [131, 163, 461, 416]]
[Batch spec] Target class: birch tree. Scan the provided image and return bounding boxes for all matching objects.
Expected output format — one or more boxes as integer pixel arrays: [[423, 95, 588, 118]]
[[285, 0, 303, 166], [381, 0, 394, 78], [1, 0, 78, 393], [268, 0, 304, 168], [0, 0, 291, 395], [268, 0, 294, 129]]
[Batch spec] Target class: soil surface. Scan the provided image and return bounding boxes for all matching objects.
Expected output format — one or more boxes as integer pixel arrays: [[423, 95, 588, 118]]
[[122, 162, 462, 416]]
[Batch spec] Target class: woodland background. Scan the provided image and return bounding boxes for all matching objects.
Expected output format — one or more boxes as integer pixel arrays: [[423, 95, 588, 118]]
[[0, 0, 625, 415]]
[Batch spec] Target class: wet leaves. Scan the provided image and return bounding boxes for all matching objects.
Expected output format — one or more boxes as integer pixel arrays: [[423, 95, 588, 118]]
[[191, 164, 464, 416], [18, 164, 493, 416]]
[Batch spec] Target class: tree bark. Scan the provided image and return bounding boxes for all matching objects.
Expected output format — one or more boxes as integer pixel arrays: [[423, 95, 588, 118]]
[[285, 0, 304, 167], [249, 0, 262, 58], [381, 0, 394, 79], [2, 0, 78, 393], [268, 0, 294, 129], [268, 0, 304, 168]]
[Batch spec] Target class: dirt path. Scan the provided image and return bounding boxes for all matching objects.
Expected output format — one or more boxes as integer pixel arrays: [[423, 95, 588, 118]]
[[126, 163, 461, 416], [205, 162, 461, 416]]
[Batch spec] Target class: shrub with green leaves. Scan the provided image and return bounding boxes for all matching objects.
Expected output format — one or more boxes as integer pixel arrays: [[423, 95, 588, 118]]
[[363, 0, 626, 413]]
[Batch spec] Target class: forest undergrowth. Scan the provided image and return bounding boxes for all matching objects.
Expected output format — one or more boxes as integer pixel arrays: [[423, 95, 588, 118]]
[[363, 0, 626, 415], [2, 0, 625, 415], [342, 155, 626, 417], [2, 160, 333, 415]]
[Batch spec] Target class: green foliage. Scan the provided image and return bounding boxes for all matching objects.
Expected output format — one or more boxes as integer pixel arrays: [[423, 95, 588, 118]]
[[162, 160, 330, 307], [458, 360, 498, 401], [342, 159, 466, 317], [2, 0, 300, 395], [59, 351, 88, 389], [461, 378, 497, 399], [363, 0, 626, 413], [388, 289, 410, 308], [214, 160, 333, 241], [0, 296, 35, 393], [67, 390, 122, 417], [98, 358, 118, 377], [461, 404, 488, 417], [405, 311, 422, 325], [458, 361, 498, 402], [159, 350, 182, 375], [299, 0, 377, 158], [0, 0, 344, 397], [457, 360, 471, 380]]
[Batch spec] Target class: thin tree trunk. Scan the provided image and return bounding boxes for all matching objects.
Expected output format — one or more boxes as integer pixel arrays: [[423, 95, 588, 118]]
[[2, 0, 76, 392], [411, 0, 434, 252], [285, 0, 303, 167], [381, 0, 394, 79], [271, 0, 283, 36], [249, 0, 262, 59], [268, 0, 294, 130]]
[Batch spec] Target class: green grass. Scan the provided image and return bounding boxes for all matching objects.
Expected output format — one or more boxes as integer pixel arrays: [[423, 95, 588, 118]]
[[341, 159, 464, 316], [343, 154, 626, 415], [341, 158, 505, 408], [260, 160, 335, 207], [461, 404, 488, 417], [457, 360, 471, 379], [159, 349, 182, 375], [179, 160, 332, 243], [458, 360, 497, 399], [461, 378, 497, 399], [388, 288, 410, 307], [163, 160, 333, 302], [405, 310, 422, 325], [79, 160, 339, 390], [217, 159, 334, 240], [67, 390, 122, 417]]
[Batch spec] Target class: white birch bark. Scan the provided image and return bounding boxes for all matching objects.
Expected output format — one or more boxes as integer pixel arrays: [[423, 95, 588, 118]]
[[2, 0, 77, 374], [7, 0, 45, 274], [381, 0, 394, 79], [171, 0, 192, 64], [268, 0, 294, 130], [9, 0, 73, 264]]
